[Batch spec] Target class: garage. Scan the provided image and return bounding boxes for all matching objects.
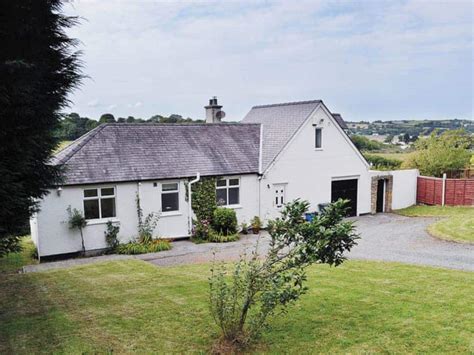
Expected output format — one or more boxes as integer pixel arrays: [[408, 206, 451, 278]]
[[331, 179, 358, 217]]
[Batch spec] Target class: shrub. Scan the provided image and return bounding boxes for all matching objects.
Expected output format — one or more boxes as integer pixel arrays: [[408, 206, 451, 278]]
[[104, 221, 120, 249], [209, 199, 358, 349], [213, 208, 238, 235], [365, 154, 402, 170], [115, 239, 171, 255], [136, 192, 160, 243], [240, 222, 249, 235], [207, 230, 239, 243]]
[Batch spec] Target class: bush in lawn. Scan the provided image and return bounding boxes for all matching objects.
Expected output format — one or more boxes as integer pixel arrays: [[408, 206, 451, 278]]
[[207, 229, 239, 243], [213, 208, 238, 236], [209, 199, 358, 350]]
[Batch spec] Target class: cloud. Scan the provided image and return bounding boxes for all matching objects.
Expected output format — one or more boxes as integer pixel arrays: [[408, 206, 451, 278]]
[[64, 0, 472, 121]]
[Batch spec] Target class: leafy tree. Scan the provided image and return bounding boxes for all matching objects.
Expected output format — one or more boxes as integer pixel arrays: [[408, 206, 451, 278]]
[[384, 134, 394, 144], [402, 129, 472, 176], [350, 135, 385, 151], [117, 117, 126, 123], [99, 113, 115, 123], [209, 199, 358, 349], [0, 0, 82, 255], [126, 116, 136, 123], [67, 207, 87, 255]]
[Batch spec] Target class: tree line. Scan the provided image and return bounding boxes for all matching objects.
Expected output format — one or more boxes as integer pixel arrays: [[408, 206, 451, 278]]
[[56, 112, 204, 141]]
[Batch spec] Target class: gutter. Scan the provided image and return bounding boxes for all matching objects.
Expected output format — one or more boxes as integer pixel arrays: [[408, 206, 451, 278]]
[[187, 173, 200, 235]]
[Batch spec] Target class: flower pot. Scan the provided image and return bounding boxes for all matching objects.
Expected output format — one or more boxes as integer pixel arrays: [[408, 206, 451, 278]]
[[252, 227, 260, 234]]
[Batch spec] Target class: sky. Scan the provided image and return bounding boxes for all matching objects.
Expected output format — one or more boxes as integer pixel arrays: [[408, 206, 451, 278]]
[[63, 0, 473, 122]]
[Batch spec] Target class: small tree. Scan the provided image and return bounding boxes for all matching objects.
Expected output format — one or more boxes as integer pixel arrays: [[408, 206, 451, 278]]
[[67, 206, 87, 255], [402, 129, 472, 176], [209, 199, 358, 349]]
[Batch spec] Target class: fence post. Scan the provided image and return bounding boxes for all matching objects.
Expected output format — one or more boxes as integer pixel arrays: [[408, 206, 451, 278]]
[[441, 173, 447, 206]]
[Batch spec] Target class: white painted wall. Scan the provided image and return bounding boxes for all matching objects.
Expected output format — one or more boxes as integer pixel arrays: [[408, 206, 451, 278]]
[[259, 105, 372, 222], [390, 169, 419, 209], [31, 174, 259, 257]]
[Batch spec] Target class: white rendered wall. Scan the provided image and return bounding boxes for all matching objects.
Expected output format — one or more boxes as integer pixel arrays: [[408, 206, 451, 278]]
[[390, 169, 419, 209], [259, 105, 372, 222], [33, 174, 259, 257]]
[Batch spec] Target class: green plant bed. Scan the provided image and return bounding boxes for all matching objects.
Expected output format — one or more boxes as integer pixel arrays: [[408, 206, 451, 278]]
[[115, 239, 171, 255], [207, 231, 239, 243], [395, 205, 474, 243]]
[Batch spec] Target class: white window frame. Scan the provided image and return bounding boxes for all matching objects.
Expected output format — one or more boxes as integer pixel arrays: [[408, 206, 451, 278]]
[[315, 127, 323, 150], [216, 177, 240, 207], [160, 181, 180, 215], [83, 186, 116, 221]]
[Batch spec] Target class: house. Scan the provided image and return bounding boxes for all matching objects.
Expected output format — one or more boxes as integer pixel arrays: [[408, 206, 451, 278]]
[[30, 98, 418, 258]]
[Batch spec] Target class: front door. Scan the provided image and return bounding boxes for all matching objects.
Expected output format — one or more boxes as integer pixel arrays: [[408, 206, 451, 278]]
[[331, 179, 358, 217], [376, 179, 385, 213]]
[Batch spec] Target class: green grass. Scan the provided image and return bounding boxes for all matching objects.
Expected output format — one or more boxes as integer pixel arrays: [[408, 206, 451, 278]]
[[396, 205, 474, 243], [0, 237, 37, 274], [0, 259, 472, 353]]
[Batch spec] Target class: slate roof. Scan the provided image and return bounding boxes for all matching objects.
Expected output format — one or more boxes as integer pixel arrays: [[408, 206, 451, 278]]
[[53, 123, 261, 185], [332, 113, 348, 130]]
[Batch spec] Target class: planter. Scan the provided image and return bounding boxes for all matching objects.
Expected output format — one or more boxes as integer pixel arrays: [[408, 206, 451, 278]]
[[252, 227, 260, 234]]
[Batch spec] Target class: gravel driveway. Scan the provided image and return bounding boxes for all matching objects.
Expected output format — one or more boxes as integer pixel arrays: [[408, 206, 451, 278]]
[[146, 213, 473, 271], [350, 214, 473, 271], [24, 213, 473, 273]]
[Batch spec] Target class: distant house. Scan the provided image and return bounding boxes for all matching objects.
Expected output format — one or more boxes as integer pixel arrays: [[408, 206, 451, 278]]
[[30, 98, 418, 258]]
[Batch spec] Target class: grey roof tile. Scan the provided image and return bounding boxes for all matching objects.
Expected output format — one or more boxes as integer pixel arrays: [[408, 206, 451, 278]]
[[53, 123, 261, 185]]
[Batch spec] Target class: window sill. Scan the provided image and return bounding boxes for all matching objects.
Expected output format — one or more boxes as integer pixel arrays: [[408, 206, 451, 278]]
[[314, 148, 324, 151], [161, 211, 182, 217], [224, 204, 242, 209], [86, 218, 120, 226]]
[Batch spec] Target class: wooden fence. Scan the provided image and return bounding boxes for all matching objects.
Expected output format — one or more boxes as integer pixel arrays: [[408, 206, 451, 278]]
[[417, 176, 474, 206]]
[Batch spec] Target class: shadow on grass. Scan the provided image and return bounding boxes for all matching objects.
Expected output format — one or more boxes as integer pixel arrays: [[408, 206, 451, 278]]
[[0, 273, 77, 353]]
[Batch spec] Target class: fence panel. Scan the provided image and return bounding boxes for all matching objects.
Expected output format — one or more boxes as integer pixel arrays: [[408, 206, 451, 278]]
[[417, 176, 474, 206]]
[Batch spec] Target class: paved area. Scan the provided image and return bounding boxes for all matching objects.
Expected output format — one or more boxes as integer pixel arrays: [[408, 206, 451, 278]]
[[350, 214, 473, 271], [24, 214, 473, 273]]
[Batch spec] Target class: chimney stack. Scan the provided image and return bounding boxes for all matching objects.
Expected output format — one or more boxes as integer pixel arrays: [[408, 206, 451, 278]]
[[205, 96, 225, 123]]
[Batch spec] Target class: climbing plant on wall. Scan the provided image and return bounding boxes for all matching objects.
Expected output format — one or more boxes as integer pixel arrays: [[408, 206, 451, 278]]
[[190, 177, 217, 222]]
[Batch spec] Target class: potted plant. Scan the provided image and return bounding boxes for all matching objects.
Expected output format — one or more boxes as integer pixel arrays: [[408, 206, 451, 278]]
[[240, 222, 249, 235], [250, 216, 262, 234]]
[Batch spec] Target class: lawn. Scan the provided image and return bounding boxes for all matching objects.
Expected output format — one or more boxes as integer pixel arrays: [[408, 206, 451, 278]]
[[0, 259, 472, 353], [0, 237, 37, 274], [396, 205, 474, 243]]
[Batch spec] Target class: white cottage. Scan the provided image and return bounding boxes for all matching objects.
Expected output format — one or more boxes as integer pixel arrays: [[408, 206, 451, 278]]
[[30, 98, 417, 258]]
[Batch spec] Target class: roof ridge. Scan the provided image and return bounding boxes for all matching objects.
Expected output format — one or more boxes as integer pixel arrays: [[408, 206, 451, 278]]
[[252, 100, 322, 109], [55, 124, 108, 165], [103, 122, 261, 126]]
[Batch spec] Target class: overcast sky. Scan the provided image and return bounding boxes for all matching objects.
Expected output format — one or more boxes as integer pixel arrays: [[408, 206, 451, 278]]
[[64, 0, 473, 122]]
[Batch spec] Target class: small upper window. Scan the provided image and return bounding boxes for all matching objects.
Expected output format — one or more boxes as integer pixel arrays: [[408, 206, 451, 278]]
[[315, 128, 322, 149], [161, 182, 179, 212], [216, 178, 240, 206], [83, 187, 116, 220]]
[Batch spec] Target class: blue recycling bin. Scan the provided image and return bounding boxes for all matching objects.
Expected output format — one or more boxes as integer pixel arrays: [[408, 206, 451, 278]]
[[304, 211, 318, 222]]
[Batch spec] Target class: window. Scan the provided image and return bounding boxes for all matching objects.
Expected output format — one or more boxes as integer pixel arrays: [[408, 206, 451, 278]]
[[83, 187, 116, 220], [161, 182, 179, 212], [315, 128, 322, 149], [216, 178, 240, 206]]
